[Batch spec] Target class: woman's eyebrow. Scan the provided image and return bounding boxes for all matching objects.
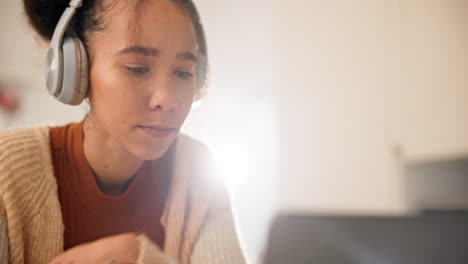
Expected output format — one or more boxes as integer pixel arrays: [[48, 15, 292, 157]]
[[177, 52, 198, 63], [118, 45, 160, 56], [117, 46, 198, 62]]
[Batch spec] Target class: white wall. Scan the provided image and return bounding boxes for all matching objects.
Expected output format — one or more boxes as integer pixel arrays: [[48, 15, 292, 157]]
[[275, 0, 407, 214], [390, 0, 468, 162]]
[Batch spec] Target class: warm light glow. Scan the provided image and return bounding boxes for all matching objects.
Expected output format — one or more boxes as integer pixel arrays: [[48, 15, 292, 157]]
[[212, 142, 249, 188]]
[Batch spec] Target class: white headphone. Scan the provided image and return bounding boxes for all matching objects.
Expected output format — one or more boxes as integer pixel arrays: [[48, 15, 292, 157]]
[[45, 0, 88, 105]]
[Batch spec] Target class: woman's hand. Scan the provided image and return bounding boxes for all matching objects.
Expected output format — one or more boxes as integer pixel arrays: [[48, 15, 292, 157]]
[[49, 233, 140, 264]]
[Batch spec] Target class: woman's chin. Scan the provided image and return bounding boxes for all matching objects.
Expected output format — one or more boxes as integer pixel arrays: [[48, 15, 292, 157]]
[[130, 139, 174, 161], [125, 130, 178, 161], [132, 145, 168, 160]]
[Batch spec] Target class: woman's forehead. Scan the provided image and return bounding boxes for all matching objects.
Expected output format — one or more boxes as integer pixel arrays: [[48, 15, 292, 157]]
[[92, 0, 197, 54]]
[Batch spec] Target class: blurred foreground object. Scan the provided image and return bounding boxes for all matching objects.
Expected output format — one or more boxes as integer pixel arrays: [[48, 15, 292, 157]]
[[0, 83, 20, 112], [264, 214, 468, 264]]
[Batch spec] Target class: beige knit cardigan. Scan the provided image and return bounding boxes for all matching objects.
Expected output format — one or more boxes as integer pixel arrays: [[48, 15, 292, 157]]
[[0, 126, 246, 264]]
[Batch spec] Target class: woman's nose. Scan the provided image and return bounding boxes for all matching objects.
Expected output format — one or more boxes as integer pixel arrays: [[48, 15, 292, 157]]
[[148, 75, 179, 112]]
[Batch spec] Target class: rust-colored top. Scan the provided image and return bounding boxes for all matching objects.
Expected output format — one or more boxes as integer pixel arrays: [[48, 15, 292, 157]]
[[49, 122, 171, 250]]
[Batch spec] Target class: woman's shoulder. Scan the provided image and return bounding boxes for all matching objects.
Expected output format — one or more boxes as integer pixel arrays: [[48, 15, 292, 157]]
[[0, 125, 50, 147], [0, 126, 51, 169], [0, 126, 55, 215]]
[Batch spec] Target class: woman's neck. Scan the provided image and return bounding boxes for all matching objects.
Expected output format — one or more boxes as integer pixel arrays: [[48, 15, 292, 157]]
[[82, 117, 144, 195]]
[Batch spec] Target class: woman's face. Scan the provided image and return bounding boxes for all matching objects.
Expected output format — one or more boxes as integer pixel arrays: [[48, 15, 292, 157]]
[[87, 0, 198, 160]]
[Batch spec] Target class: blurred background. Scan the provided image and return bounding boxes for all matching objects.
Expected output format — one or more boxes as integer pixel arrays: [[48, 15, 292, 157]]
[[1, 0, 468, 263]]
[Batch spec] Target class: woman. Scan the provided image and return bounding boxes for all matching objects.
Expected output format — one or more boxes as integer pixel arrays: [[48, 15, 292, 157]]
[[0, 0, 245, 263]]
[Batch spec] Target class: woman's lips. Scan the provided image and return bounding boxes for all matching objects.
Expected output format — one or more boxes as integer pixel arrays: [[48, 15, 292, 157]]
[[137, 125, 177, 138]]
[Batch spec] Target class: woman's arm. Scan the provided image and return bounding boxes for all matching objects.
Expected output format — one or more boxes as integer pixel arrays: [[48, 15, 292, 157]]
[[136, 235, 175, 264], [139, 206, 246, 264], [190, 209, 246, 264], [139, 207, 247, 264]]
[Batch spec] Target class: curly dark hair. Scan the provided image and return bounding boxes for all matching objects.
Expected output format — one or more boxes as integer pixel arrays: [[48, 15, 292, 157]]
[[22, 0, 209, 96]]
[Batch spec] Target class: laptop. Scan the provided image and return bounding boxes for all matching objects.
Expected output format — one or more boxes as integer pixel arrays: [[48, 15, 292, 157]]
[[264, 214, 468, 264]]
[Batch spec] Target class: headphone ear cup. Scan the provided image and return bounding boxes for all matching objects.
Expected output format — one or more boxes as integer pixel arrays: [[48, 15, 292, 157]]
[[57, 37, 89, 105], [72, 38, 89, 105]]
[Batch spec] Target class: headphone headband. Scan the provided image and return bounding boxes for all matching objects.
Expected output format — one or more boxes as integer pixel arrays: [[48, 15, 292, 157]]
[[50, 0, 83, 49], [46, 0, 83, 97]]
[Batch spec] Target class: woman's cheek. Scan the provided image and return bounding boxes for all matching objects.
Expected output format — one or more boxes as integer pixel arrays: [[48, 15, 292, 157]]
[[176, 79, 197, 101], [105, 73, 144, 108]]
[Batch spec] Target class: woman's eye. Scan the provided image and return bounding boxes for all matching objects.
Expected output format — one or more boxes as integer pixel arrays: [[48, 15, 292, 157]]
[[174, 70, 194, 80], [125, 66, 150, 75]]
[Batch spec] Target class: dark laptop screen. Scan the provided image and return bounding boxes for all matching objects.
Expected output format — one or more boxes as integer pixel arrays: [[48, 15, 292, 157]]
[[264, 214, 468, 264]]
